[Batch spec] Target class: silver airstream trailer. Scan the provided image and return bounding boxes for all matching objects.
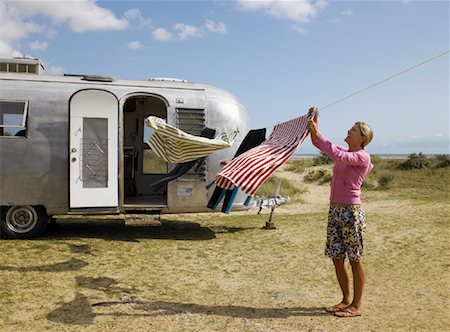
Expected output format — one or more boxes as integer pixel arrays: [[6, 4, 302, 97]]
[[0, 58, 251, 238]]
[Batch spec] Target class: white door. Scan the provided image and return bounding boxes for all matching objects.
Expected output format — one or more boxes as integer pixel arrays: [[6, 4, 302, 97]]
[[69, 90, 118, 208]]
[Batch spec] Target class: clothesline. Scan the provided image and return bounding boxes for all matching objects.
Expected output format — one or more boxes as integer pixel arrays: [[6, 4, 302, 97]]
[[262, 50, 450, 130]]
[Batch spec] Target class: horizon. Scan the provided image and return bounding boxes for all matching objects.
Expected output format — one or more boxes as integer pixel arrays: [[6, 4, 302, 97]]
[[293, 152, 447, 156], [1, 0, 448, 154]]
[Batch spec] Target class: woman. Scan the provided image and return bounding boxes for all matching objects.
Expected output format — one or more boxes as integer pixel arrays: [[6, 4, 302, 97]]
[[307, 107, 373, 318]]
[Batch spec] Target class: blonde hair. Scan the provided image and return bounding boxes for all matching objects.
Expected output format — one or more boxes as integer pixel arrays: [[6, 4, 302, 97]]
[[355, 122, 373, 148]]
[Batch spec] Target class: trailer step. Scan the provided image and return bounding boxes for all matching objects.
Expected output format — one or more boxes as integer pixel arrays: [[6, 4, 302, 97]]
[[124, 208, 163, 214], [124, 214, 161, 227], [68, 207, 120, 215]]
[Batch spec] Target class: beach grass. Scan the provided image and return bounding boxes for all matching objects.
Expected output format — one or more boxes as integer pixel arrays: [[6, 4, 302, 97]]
[[0, 158, 448, 332]]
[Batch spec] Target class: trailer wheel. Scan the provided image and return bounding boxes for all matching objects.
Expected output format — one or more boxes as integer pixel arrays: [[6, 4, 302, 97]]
[[0, 205, 49, 239]]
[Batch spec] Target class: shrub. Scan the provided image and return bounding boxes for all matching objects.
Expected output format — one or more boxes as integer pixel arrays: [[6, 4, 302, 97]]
[[370, 154, 382, 166], [255, 175, 305, 200], [304, 170, 322, 182], [433, 154, 450, 168], [284, 160, 308, 174], [313, 152, 333, 166], [362, 178, 377, 189], [377, 174, 395, 189], [319, 172, 332, 184], [398, 153, 430, 170], [304, 169, 331, 184]]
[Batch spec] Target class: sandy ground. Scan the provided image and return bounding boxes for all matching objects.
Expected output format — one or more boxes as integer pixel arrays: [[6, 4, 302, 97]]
[[1, 164, 448, 332], [276, 169, 330, 213], [258, 168, 446, 217]]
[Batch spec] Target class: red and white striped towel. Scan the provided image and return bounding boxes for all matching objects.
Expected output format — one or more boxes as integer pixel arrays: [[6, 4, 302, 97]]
[[214, 113, 312, 196]]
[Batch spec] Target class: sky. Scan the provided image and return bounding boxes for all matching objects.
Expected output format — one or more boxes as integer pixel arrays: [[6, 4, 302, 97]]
[[1, 0, 449, 154]]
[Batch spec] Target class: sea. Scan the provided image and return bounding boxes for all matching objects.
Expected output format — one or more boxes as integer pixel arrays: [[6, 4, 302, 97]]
[[293, 153, 442, 159]]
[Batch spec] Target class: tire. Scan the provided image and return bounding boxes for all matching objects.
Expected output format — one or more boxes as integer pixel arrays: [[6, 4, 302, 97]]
[[0, 205, 49, 239]]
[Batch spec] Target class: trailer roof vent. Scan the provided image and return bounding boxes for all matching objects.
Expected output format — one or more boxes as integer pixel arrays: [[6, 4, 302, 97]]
[[149, 77, 188, 83], [81, 75, 116, 82], [0, 57, 42, 75]]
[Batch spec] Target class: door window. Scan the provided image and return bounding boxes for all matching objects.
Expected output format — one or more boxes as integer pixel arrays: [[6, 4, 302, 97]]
[[82, 118, 108, 188]]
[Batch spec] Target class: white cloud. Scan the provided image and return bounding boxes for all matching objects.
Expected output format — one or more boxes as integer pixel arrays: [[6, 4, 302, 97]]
[[0, 2, 46, 46], [10, 0, 128, 33], [152, 19, 227, 42], [174, 23, 203, 40], [331, 7, 354, 23], [291, 25, 306, 34], [29, 41, 49, 51], [125, 8, 142, 20], [236, 0, 328, 23], [205, 19, 227, 34], [37, 59, 64, 76], [0, 0, 129, 57], [236, 0, 269, 11], [46, 29, 58, 39], [152, 28, 175, 41], [342, 9, 353, 16], [124, 8, 152, 27], [46, 66, 65, 76], [0, 41, 22, 58], [127, 41, 143, 50], [0, 1, 129, 68]]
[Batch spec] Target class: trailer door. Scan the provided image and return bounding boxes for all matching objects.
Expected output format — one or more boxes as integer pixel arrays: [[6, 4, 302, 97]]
[[69, 89, 118, 208]]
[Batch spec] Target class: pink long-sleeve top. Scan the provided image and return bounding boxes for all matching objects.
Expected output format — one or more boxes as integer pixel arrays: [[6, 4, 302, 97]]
[[311, 134, 373, 205]]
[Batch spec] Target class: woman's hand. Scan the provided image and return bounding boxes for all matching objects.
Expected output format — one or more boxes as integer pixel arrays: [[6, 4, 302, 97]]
[[308, 107, 318, 122], [307, 107, 320, 138], [307, 119, 319, 137]]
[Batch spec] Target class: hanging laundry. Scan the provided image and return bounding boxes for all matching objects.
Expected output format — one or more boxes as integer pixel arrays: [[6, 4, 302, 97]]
[[207, 128, 267, 212], [145, 116, 237, 163], [232, 128, 267, 158], [254, 195, 291, 214], [214, 113, 312, 197], [149, 128, 217, 193]]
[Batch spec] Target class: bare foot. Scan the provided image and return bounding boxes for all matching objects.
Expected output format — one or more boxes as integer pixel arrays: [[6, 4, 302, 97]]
[[334, 306, 362, 317], [325, 302, 350, 313]]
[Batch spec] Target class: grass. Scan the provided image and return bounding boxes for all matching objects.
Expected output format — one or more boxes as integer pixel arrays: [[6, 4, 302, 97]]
[[254, 175, 306, 202], [364, 158, 450, 203], [0, 158, 449, 331], [284, 158, 313, 173]]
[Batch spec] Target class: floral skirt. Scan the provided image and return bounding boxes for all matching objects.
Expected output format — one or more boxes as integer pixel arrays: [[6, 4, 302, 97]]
[[325, 205, 366, 261]]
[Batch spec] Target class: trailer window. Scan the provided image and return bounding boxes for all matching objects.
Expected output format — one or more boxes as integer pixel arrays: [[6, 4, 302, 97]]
[[0, 100, 28, 137]]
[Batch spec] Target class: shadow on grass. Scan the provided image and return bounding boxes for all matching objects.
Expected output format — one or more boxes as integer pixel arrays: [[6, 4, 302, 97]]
[[47, 296, 329, 326], [44, 220, 216, 241], [69, 243, 94, 255], [0, 258, 88, 272], [93, 299, 330, 318], [212, 226, 260, 234], [47, 293, 94, 326], [76, 276, 140, 293]]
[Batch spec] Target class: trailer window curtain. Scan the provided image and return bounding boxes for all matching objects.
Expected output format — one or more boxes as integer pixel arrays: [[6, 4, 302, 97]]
[[0, 100, 28, 137]]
